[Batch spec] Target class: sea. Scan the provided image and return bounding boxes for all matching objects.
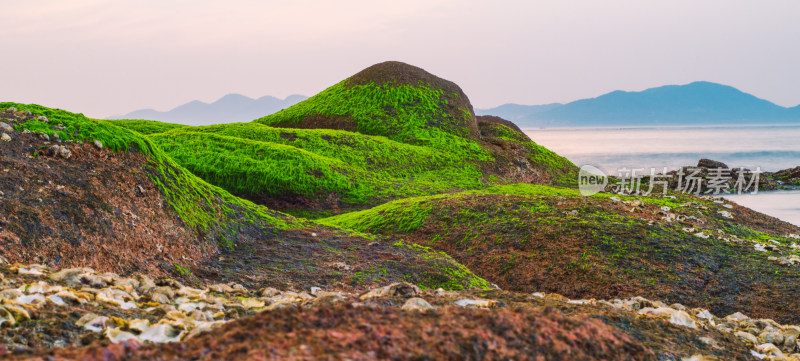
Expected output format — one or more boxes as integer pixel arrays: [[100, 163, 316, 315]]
[[523, 124, 800, 227]]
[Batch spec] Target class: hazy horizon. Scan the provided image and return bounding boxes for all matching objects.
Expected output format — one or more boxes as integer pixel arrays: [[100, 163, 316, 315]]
[[2, 0, 800, 118]]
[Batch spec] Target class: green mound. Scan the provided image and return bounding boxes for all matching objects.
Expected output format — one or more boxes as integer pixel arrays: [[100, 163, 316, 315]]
[[149, 62, 575, 215], [0, 102, 289, 236], [476, 116, 577, 186], [150, 123, 490, 217], [320, 184, 800, 323], [255, 61, 480, 148], [106, 118, 188, 135]]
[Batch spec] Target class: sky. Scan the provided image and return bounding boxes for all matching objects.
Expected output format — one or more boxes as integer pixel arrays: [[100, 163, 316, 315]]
[[1, 0, 799, 118]]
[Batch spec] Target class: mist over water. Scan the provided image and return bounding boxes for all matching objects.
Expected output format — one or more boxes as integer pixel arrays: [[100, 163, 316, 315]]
[[524, 124, 800, 174], [524, 124, 800, 226]]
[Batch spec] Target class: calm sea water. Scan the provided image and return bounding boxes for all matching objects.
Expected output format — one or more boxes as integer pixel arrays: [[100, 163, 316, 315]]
[[523, 125, 800, 227], [723, 190, 800, 227]]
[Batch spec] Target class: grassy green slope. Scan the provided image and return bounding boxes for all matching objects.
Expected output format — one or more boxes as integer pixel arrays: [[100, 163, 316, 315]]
[[254, 81, 482, 153], [0, 102, 291, 236], [150, 123, 489, 215], [319, 183, 800, 323], [172, 123, 489, 172], [106, 118, 188, 135], [476, 117, 576, 181]]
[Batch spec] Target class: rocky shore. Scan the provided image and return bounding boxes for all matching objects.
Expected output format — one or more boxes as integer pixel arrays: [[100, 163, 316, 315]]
[[773, 166, 800, 187], [0, 262, 799, 360]]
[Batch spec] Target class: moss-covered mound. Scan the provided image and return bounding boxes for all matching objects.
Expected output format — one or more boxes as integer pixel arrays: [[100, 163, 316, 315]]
[[149, 123, 489, 217], [146, 62, 575, 216], [476, 115, 576, 186], [0, 103, 487, 291], [320, 184, 800, 323], [150, 119, 575, 217], [772, 166, 800, 186], [255, 61, 480, 144], [0, 102, 285, 234]]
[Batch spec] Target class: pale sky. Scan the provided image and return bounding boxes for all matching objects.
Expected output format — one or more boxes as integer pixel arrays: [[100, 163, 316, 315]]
[[1, 0, 799, 118]]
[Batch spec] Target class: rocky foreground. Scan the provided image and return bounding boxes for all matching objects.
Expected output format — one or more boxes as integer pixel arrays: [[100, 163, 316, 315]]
[[1, 263, 799, 360]]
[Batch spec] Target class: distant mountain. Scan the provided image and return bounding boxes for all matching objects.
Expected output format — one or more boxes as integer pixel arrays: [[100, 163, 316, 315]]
[[474, 103, 562, 123], [477, 82, 800, 128], [109, 94, 308, 125]]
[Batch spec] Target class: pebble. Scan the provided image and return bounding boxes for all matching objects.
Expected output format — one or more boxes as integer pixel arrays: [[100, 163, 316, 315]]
[[76, 314, 108, 332], [106, 328, 138, 343], [670, 303, 687, 311], [453, 299, 497, 308], [208, 283, 234, 293], [725, 312, 750, 322], [49, 267, 95, 286], [260, 287, 281, 298], [0, 122, 12, 132], [735, 331, 759, 345], [139, 324, 184, 343], [94, 140, 103, 149], [696, 309, 713, 319], [754, 343, 784, 358], [1, 133, 10, 142], [81, 273, 110, 288], [0, 307, 15, 327], [682, 355, 720, 361], [136, 274, 156, 290], [114, 277, 140, 290], [784, 334, 798, 351], [359, 282, 420, 300], [312, 291, 347, 305], [402, 297, 434, 311], [49, 145, 72, 159], [759, 331, 785, 346]]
